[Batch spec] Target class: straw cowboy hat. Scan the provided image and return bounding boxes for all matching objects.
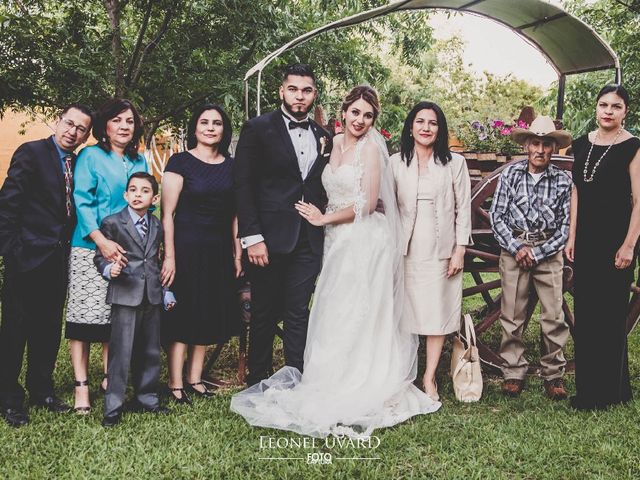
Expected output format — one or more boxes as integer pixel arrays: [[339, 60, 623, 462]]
[[511, 115, 572, 149]]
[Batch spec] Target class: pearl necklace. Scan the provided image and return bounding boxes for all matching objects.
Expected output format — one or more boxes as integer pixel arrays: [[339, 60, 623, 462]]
[[583, 128, 623, 183]]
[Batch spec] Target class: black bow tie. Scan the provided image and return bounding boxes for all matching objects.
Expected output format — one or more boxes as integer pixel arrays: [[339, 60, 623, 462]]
[[288, 120, 310, 130]]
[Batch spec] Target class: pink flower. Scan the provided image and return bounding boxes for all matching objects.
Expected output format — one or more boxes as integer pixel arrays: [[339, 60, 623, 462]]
[[500, 127, 512, 135], [381, 128, 392, 140], [517, 120, 529, 128], [492, 120, 505, 128]]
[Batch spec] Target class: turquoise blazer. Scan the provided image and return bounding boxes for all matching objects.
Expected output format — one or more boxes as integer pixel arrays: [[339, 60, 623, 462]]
[[71, 145, 149, 249]]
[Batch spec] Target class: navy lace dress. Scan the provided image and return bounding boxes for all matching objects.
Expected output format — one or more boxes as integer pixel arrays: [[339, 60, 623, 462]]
[[162, 151, 239, 345]]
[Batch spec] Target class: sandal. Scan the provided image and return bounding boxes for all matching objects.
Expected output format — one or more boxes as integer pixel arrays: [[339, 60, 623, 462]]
[[73, 380, 91, 415]]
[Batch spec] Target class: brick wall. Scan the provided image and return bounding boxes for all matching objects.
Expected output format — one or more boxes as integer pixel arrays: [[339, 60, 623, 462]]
[[0, 111, 56, 182]]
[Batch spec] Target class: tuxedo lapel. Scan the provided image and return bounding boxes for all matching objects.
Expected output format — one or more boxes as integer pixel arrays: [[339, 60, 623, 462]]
[[271, 111, 301, 176], [306, 121, 330, 179]]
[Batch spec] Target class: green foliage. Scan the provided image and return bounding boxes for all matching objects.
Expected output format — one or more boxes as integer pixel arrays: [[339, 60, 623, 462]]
[[540, 0, 640, 137], [367, 36, 543, 151], [0, 0, 434, 142]]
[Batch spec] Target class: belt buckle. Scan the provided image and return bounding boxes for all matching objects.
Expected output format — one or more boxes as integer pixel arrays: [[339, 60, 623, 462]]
[[526, 231, 544, 242]]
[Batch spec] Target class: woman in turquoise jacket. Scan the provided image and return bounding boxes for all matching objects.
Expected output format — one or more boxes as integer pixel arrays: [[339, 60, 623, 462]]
[[65, 98, 148, 414]]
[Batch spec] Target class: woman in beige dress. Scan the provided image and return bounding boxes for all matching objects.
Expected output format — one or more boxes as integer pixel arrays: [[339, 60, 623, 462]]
[[391, 101, 472, 401]]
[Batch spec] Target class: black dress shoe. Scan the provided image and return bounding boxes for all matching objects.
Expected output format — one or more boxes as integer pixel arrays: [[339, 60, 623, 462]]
[[102, 413, 122, 427], [145, 405, 170, 415], [168, 387, 192, 405], [1, 407, 29, 428], [186, 381, 215, 398], [129, 401, 170, 415], [29, 396, 72, 414]]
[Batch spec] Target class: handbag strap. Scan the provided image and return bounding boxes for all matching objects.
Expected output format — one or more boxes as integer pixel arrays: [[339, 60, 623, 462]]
[[462, 314, 477, 347], [458, 314, 510, 371]]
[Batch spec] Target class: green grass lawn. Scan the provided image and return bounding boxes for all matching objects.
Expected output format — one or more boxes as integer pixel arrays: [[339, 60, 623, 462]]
[[2, 274, 640, 479]]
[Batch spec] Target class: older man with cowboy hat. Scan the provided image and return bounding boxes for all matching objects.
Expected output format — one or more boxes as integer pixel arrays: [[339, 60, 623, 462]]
[[489, 115, 573, 400]]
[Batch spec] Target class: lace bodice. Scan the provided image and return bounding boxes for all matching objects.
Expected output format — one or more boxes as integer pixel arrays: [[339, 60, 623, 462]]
[[320, 163, 358, 256], [321, 163, 357, 213]]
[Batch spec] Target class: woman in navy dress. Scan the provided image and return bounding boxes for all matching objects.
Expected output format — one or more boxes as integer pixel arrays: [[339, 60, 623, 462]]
[[161, 104, 242, 404], [565, 84, 640, 410]]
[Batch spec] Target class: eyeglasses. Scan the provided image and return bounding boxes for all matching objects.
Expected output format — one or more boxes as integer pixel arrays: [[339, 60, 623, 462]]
[[60, 117, 89, 135]]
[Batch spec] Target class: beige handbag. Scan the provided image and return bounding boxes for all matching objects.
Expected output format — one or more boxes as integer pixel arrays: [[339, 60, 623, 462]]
[[450, 314, 483, 402]]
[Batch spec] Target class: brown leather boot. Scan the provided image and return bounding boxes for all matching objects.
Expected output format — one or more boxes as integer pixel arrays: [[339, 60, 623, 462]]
[[544, 378, 567, 400], [502, 379, 524, 397]]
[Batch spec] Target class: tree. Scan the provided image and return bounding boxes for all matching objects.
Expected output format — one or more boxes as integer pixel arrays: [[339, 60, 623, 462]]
[[538, 0, 640, 136], [367, 35, 543, 150], [0, 0, 434, 143]]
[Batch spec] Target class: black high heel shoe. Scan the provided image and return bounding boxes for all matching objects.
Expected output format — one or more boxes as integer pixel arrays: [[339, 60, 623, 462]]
[[73, 380, 91, 415], [186, 381, 215, 398], [168, 386, 192, 405]]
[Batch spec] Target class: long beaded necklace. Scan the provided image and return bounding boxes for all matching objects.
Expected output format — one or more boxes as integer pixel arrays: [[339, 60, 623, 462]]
[[583, 127, 623, 183]]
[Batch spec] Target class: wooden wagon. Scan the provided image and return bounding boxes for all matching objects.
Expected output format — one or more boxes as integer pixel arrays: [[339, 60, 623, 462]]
[[464, 154, 640, 369]]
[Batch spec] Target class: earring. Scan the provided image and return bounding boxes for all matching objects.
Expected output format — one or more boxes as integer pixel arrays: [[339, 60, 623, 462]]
[[102, 137, 107, 142], [409, 132, 413, 137]]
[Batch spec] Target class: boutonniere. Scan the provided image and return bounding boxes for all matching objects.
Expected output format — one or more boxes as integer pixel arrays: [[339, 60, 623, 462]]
[[319, 136, 329, 157]]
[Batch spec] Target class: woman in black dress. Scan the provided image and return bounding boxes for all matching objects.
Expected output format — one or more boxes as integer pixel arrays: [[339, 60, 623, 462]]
[[565, 84, 640, 410], [161, 104, 242, 404]]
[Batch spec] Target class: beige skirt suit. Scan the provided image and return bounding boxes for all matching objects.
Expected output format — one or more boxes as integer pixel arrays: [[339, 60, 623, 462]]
[[391, 151, 472, 335]]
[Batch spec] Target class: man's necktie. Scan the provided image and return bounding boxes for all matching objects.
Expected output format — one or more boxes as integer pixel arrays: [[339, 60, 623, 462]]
[[63, 154, 73, 218], [288, 120, 310, 130], [137, 216, 148, 238]]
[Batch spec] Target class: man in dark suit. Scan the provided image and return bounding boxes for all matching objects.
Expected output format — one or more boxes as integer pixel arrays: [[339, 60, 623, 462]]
[[94, 172, 167, 427], [235, 64, 332, 386], [0, 104, 93, 427]]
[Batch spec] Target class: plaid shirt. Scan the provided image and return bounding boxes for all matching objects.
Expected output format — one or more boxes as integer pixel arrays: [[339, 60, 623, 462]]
[[489, 160, 571, 263]]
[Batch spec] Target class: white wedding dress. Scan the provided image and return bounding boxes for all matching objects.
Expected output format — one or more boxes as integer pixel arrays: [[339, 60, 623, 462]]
[[231, 131, 441, 438]]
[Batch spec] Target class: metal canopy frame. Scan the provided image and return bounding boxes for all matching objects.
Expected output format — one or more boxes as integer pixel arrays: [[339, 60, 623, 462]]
[[244, 0, 621, 120]]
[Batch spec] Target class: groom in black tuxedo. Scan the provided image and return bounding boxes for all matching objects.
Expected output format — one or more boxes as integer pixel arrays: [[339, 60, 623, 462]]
[[235, 64, 331, 386]]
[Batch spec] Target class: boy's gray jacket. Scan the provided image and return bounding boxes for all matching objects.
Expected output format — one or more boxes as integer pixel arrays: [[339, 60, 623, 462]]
[[94, 207, 163, 306]]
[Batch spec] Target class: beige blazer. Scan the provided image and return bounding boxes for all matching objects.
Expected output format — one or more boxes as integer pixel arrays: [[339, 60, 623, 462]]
[[391, 151, 473, 259]]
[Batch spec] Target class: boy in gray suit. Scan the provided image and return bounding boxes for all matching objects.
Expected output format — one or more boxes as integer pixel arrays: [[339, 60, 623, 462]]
[[94, 172, 169, 427]]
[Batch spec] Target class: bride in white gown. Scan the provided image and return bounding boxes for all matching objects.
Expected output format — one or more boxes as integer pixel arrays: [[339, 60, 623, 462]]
[[231, 86, 441, 438]]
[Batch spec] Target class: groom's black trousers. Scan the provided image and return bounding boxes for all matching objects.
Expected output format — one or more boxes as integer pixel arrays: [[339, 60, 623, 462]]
[[247, 228, 321, 386]]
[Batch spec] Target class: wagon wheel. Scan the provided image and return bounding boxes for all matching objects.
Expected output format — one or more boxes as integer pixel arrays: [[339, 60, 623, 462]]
[[464, 154, 640, 371]]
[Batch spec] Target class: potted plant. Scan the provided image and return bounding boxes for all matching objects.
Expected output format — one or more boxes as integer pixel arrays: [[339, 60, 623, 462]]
[[494, 120, 527, 162]]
